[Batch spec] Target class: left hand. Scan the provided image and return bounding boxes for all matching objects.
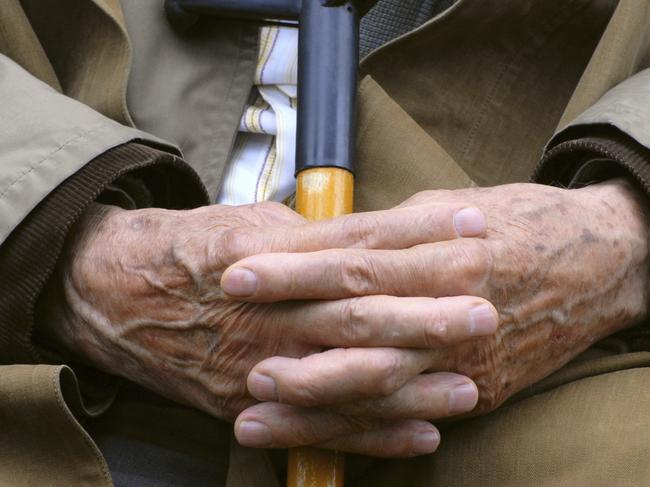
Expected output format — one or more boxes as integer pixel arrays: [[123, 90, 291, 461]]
[[224, 180, 649, 448]]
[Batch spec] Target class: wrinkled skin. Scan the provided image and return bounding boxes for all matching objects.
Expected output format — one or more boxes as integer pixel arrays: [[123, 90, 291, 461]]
[[41, 179, 649, 456], [41, 203, 311, 420], [40, 199, 497, 457], [403, 181, 649, 410], [400, 181, 649, 410], [225, 180, 650, 447]]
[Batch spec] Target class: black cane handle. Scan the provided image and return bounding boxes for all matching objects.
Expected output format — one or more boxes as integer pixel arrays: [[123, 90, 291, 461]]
[[165, 0, 301, 29], [165, 0, 359, 175]]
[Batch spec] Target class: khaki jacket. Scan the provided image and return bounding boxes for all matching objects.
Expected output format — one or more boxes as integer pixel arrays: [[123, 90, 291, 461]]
[[1, 0, 650, 485]]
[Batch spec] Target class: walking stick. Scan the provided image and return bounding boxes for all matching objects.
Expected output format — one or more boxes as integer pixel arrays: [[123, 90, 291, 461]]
[[166, 1, 360, 486]]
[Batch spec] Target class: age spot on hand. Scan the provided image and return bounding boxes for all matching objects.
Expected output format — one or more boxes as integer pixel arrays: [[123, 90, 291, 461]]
[[580, 228, 597, 244], [130, 216, 149, 232]]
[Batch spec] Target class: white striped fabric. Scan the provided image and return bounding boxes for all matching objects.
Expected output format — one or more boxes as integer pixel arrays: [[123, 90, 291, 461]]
[[217, 26, 299, 205]]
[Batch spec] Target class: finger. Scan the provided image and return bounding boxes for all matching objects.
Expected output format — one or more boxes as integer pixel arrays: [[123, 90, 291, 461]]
[[318, 420, 441, 458], [221, 239, 490, 301], [247, 348, 434, 406], [279, 295, 498, 348], [332, 373, 478, 419], [235, 402, 382, 449], [218, 204, 486, 266], [236, 402, 441, 457]]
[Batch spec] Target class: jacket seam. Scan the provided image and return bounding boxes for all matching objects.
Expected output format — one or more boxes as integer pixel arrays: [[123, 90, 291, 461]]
[[0, 124, 107, 201]]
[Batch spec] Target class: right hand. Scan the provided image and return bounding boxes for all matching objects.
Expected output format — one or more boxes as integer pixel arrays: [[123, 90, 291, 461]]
[[39, 200, 495, 457]]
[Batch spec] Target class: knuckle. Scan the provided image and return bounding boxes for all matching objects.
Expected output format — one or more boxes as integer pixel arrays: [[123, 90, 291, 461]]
[[451, 240, 492, 283], [287, 376, 326, 407], [219, 228, 254, 264], [340, 298, 371, 344], [425, 305, 452, 346], [338, 253, 376, 296], [338, 415, 376, 434], [471, 241, 493, 276], [375, 354, 403, 396], [340, 214, 379, 249]]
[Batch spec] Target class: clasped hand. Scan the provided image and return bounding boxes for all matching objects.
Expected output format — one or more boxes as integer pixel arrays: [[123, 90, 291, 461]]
[[43, 180, 648, 458]]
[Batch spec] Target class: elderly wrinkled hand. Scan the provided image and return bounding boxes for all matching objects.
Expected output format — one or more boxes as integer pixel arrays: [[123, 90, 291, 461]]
[[39, 198, 494, 458], [225, 180, 649, 450]]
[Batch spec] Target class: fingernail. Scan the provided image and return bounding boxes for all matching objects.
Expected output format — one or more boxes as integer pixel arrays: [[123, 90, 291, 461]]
[[237, 421, 273, 447], [412, 431, 440, 454], [449, 383, 478, 414], [469, 304, 498, 336], [222, 268, 258, 297], [453, 208, 486, 237], [248, 372, 278, 401]]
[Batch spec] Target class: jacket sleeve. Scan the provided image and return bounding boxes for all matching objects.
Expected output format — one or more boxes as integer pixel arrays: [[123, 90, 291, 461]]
[[534, 68, 650, 193], [0, 54, 209, 365], [534, 68, 650, 351]]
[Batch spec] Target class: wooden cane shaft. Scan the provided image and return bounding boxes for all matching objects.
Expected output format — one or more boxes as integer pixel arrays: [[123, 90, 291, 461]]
[[288, 167, 353, 487], [296, 168, 354, 220], [287, 447, 345, 487]]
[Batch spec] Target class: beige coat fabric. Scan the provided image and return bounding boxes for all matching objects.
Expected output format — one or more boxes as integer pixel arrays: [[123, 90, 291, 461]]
[[0, 55, 173, 244], [119, 0, 259, 197], [0, 0, 649, 485]]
